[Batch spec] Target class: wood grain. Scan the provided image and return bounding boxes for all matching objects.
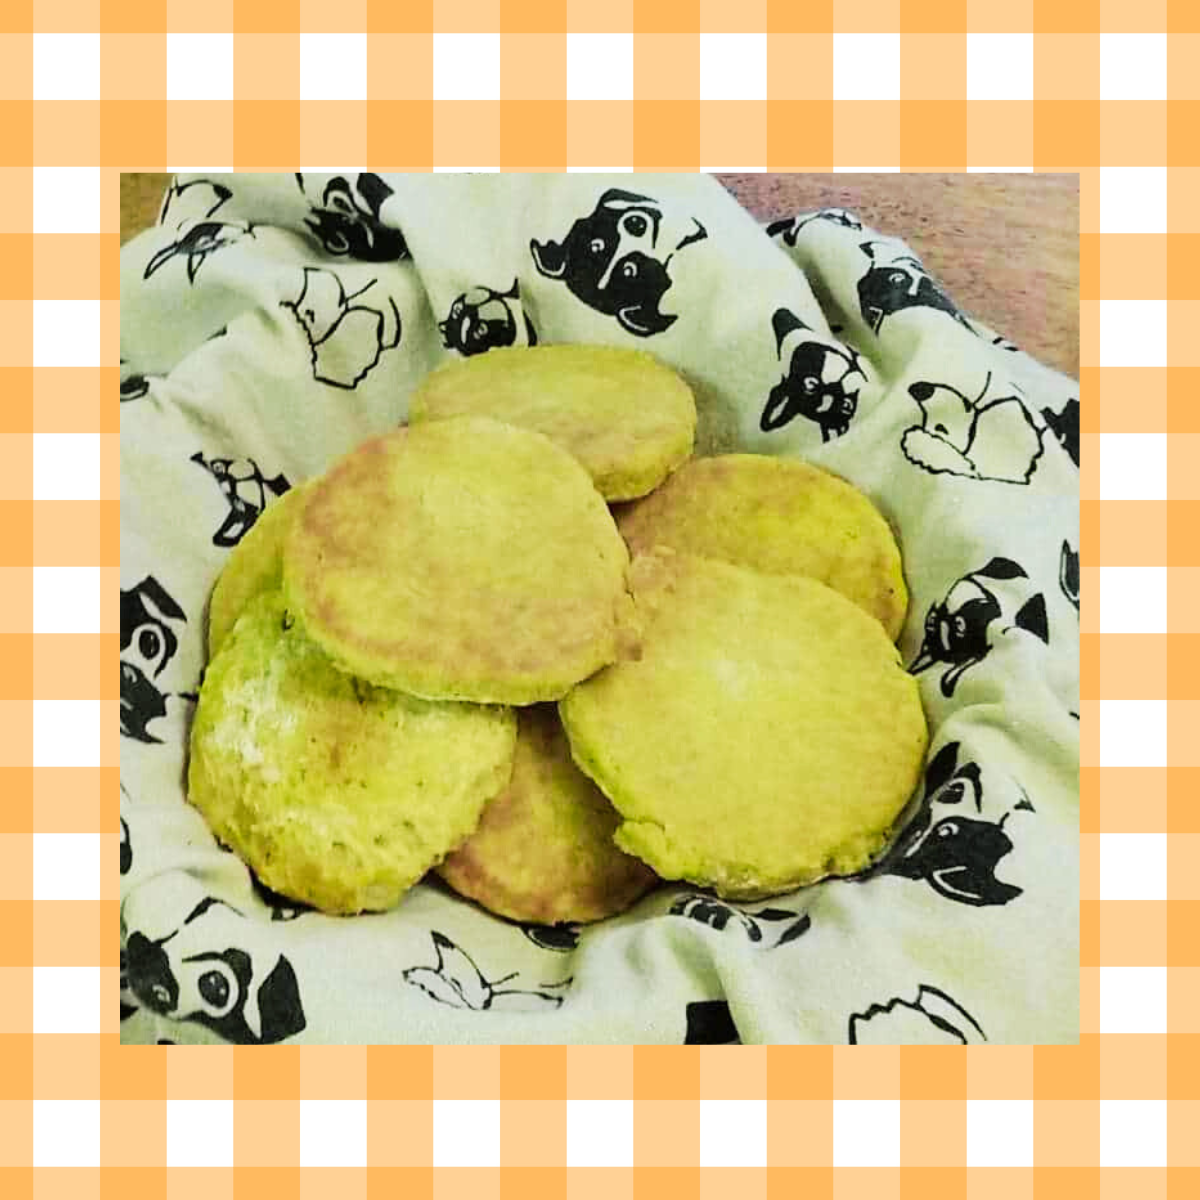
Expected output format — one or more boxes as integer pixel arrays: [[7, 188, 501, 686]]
[[121, 172, 1079, 379]]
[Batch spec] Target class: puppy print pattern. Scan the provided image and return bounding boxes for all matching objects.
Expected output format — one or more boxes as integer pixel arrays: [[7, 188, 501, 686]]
[[870, 741, 1035, 907], [144, 217, 256, 284], [849, 983, 986, 1044], [684, 999, 739, 1044], [121, 576, 188, 744], [404, 931, 571, 1012], [282, 266, 402, 389], [1060, 542, 1079, 614], [190, 452, 290, 547], [910, 557, 1049, 698], [521, 923, 580, 953], [439, 279, 537, 356], [858, 240, 975, 336], [902, 372, 1045, 485], [1041, 396, 1080, 467], [531, 188, 707, 337], [124, 896, 306, 1044], [669, 894, 812, 947], [296, 172, 409, 262], [766, 207, 864, 246], [763, 307, 868, 440]]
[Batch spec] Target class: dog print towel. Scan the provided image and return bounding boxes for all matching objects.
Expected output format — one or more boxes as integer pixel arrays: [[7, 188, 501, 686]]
[[119, 174, 1079, 1045]]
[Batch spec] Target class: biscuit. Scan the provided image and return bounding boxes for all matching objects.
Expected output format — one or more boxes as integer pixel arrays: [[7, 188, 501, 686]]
[[438, 705, 658, 924], [559, 549, 928, 900], [283, 416, 631, 705], [208, 482, 311, 658], [187, 591, 517, 915], [409, 345, 696, 501], [614, 453, 907, 640]]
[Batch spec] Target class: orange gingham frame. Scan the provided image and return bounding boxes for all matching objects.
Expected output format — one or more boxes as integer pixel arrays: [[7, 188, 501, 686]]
[[4, 0, 1194, 1194]]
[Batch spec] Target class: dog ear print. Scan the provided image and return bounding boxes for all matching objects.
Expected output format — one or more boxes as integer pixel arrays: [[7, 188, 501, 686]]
[[1014, 594, 1049, 643], [530, 238, 567, 279], [924, 741, 961, 798], [975, 557, 1026, 581], [255, 956, 306, 1043], [617, 304, 676, 337], [771, 307, 809, 353]]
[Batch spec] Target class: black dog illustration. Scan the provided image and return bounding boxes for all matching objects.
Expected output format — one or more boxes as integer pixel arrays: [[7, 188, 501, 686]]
[[144, 217, 255, 284], [282, 266, 402, 389], [521, 923, 580, 952], [857, 240, 974, 336], [849, 983, 985, 1045], [296, 172, 408, 262], [158, 177, 232, 228], [404, 931, 570, 1012], [684, 999, 739, 1044], [531, 188, 707, 337], [873, 741, 1034, 906], [766, 207, 863, 246], [669, 894, 811, 947], [190, 452, 289, 547], [121, 576, 187, 743], [439, 279, 537, 356], [762, 307, 867, 440], [120, 374, 150, 403], [902, 372, 1044, 484], [124, 896, 306, 1044], [1041, 397, 1079, 467], [910, 557, 1049, 698], [1060, 541, 1079, 613]]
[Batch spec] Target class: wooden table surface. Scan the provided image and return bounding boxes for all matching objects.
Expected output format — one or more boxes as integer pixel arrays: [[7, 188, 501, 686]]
[[121, 172, 1078, 380]]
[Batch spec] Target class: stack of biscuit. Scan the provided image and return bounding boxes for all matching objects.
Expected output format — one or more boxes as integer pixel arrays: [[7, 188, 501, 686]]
[[188, 345, 928, 922]]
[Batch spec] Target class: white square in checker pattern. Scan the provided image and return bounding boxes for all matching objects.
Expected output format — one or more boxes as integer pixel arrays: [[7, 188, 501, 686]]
[[168, 1100, 234, 1168]]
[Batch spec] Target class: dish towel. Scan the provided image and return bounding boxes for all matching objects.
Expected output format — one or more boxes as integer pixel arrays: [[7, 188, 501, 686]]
[[119, 173, 1079, 1045]]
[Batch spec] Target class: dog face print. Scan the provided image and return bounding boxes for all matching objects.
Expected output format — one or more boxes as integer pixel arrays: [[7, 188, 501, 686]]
[[684, 999, 739, 1044], [121, 576, 187, 743], [669, 893, 811, 947], [282, 266, 402, 389], [144, 217, 255, 284], [849, 983, 986, 1044], [296, 172, 408, 262], [902, 372, 1045, 484], [1041, 396, 1079, 467], [531, 188, 707, 337], [857, 241, 974, 336], [190, 452, 290, 547], [124, 896, 306, 1044], [767, 207, 863, 247], [910, 557, 1049, 698], [404, 931, 570, 1012], [439, 279, 537, 356], [876, 741, 1034, 907], [762, 307, 867, 441]]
